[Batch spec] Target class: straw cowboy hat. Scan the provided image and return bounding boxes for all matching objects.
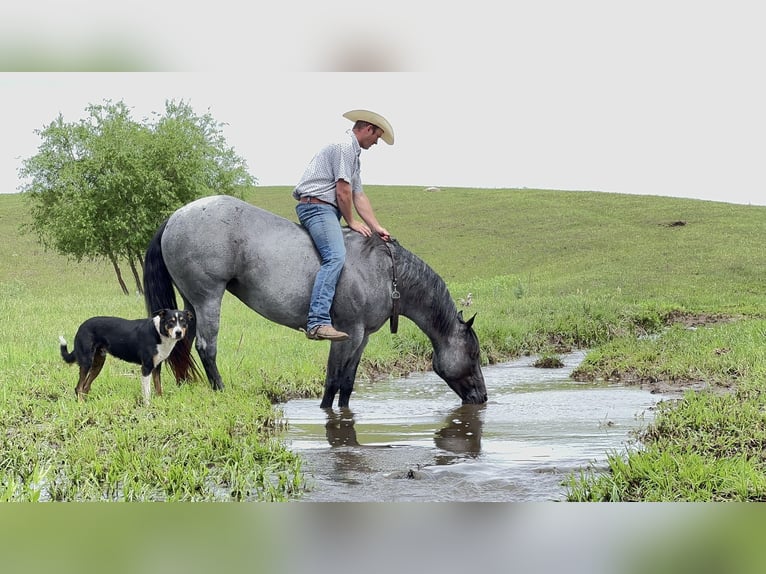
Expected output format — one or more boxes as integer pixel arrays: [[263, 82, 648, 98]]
[[343, 109, 395, 145]]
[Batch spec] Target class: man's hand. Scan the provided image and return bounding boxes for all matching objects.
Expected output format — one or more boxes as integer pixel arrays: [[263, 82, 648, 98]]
[[349, 220, 372, 237], [374, 225, 391, 242]]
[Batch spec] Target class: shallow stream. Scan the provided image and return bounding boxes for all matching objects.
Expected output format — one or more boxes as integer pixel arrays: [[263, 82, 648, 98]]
[[281, 351, 669, 501]]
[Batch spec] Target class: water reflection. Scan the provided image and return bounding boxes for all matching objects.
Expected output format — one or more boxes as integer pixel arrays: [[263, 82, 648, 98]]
[[321, 408, 397, 483], [322, 403, 485, 459], [433, 404, 485, 459], [324, 408, 359, 447]]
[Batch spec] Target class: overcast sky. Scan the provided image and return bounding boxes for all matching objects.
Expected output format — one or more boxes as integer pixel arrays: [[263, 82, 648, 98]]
[[1, 4, 763, 206]]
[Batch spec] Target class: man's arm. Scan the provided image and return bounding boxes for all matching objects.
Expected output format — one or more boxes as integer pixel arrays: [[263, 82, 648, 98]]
[[353, 191, 390, 241], [336, 180, 372, 237]]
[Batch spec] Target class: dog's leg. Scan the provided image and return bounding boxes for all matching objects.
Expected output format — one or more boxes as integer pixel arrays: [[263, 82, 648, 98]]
[[140, 362, 155, 406], [152, 366, 163, 397], [140, 374, 152, 406], [75, 365, 90, 401], [82, 353, 106, 396]]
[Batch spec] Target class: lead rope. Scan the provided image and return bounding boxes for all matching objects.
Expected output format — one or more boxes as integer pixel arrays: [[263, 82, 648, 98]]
[[384, 240, 400, 333]]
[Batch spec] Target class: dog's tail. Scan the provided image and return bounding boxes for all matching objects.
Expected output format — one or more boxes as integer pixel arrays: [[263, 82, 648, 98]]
[[59, 336, 76, 364], [143, 219, 203, 384]]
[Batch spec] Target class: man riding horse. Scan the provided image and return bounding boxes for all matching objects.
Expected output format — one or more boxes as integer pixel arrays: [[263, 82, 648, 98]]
[[293, 109, 395, 342]]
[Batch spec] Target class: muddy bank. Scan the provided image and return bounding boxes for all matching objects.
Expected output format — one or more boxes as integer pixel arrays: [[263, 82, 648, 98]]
[[571, 311, 741, 396]]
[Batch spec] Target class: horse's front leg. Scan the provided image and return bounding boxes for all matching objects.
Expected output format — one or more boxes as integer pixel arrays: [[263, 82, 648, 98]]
[[320, 332, 369, 408]]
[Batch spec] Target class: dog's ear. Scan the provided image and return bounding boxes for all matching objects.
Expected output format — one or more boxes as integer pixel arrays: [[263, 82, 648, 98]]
[[153, 309, 167, 318], [184, 310, 194, 320]]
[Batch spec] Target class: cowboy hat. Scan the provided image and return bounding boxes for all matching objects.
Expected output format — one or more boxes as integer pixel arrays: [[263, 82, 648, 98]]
[[343, 109, 395, 145]]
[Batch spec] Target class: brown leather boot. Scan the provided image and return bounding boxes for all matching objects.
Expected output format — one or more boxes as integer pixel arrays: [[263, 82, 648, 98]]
[[305, 325, 350, 341]]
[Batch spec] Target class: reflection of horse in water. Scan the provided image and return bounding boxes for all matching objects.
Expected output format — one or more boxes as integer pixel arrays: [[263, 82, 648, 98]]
[[143, 195, 487, 409], [322, 404, 485, 458], [324, 408, 361, 447], [433, 404, 485, 458]]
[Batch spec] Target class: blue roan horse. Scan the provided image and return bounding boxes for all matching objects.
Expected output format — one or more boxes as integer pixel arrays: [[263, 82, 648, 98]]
[[143, 195, 487, 408]]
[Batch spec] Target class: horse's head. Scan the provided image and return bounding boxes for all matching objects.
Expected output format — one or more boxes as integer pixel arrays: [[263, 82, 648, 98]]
[[432, 312, 488, 404]]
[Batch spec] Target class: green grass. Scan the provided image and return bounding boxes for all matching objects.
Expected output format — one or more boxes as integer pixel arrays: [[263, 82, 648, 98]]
[[3, 186, 766, 501], [566, 384, 766, 501]]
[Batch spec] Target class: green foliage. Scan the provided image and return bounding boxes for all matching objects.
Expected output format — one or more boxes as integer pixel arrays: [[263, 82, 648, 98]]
[[19, 99, 255, 292]]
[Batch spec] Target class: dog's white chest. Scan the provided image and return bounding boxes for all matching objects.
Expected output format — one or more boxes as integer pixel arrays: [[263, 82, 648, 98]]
[[151, 314, 180, 366], [153, 337, 178, 366]]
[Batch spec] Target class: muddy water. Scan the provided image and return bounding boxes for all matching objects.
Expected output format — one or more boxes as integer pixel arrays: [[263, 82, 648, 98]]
[[281, 351, 669, 501]]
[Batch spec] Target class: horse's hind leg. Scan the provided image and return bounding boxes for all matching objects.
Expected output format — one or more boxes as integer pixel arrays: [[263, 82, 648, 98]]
[[321, 333, 369, 408], [193, 292, 226, 391]]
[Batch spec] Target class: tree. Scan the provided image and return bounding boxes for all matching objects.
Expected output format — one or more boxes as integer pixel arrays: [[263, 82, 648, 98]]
[[20, 99, 255, 294]]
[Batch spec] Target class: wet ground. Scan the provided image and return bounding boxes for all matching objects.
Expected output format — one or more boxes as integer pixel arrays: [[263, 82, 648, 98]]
[[280, 351, 670, 501]]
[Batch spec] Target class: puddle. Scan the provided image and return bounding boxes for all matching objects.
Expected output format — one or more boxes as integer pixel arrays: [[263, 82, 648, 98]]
[[281, 351, 669, 501]]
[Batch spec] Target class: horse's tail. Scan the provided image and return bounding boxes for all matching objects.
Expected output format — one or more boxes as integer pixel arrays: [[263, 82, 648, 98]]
[[143, 219, 203, 383]]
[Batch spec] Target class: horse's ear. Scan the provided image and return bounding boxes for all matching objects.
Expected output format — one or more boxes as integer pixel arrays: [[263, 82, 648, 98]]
[[458, 311, 476, 327]]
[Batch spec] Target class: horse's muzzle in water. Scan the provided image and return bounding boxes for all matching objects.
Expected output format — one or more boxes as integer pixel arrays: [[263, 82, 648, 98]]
[[462, 389, 488, 404], [458, 373, 488, 404]]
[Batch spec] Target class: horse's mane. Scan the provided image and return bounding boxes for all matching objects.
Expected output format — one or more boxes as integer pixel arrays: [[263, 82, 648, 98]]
[[388, 239, 459, 335]]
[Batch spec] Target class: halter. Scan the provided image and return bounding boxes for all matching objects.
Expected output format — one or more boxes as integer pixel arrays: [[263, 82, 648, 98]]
[[383, 240, 400, 333]]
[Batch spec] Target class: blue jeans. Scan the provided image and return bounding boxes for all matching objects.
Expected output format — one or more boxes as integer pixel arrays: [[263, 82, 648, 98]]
[[296, 203, 346, 331]]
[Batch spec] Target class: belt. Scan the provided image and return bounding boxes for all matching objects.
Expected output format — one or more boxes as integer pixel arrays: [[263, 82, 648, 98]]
[[299, 196, 336, 207]]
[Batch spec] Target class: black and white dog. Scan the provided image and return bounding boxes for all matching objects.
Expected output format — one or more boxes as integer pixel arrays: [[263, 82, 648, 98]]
[[59, 309, 193, 405]]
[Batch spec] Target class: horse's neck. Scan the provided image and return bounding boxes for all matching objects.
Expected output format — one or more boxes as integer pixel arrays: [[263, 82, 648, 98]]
[[398, 250, 458, 343], [407, 307, 454, 348]]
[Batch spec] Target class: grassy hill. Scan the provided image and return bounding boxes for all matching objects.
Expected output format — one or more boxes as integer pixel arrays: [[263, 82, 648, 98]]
[[247, 186, 766, 304]]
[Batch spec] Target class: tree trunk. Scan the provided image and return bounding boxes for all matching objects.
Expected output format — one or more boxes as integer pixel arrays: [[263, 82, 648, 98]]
[[129, 256, 144, 295], [109, 254, 130, 295]]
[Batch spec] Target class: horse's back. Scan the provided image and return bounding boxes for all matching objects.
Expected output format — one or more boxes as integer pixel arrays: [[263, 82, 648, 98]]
[[167, 195, 306, 247]]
